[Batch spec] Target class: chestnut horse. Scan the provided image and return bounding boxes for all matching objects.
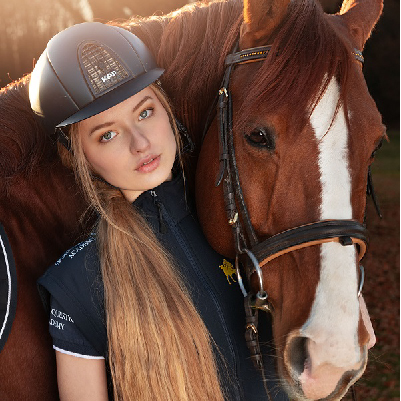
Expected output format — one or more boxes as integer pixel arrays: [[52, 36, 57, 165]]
[[196, 0, 383, 399], [0, 0, 382, 400]]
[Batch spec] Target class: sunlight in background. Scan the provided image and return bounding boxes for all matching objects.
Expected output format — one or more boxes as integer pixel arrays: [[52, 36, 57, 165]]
[[78, 0, 94, 21], [0, 0, 190, 86]]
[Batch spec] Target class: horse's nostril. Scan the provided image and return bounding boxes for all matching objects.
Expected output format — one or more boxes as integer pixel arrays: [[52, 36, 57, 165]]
[[287, 336, 309, 376]]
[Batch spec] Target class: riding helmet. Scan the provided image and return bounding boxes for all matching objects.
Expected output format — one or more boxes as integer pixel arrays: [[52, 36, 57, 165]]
[[29, 22, 164, 134]]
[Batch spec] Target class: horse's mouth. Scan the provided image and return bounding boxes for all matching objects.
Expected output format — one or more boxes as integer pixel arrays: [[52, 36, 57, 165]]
[[280, 345, 368, 401]]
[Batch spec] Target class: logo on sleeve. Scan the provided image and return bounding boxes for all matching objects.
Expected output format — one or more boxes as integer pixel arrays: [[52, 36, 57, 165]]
[[50, 308, 74, 330]]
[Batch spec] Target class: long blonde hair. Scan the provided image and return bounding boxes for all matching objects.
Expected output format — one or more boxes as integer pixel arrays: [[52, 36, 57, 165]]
[[58, 83, 225, 400]]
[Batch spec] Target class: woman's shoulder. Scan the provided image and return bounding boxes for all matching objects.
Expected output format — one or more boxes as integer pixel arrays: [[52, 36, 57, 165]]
[[37, 231, 104, 318], [40, 233, 100, 285], [54, 233, 97, 267], [37, 232, 107, 356]]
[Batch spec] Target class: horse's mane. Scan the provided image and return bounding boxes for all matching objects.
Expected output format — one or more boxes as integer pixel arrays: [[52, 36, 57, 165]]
[[237, 0, 353, 131]]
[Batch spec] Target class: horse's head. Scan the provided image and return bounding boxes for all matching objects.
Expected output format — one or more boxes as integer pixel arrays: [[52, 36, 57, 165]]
[[196, 0, 384, 399]]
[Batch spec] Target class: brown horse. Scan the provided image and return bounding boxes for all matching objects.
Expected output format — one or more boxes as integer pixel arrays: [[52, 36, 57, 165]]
[[0, 79, 88, 399], [0, 0, 383, 400], [196, 0, 384, 399]]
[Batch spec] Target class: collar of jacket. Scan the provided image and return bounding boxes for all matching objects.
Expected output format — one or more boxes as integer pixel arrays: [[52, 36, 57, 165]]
[[133, 173, 191, 225]]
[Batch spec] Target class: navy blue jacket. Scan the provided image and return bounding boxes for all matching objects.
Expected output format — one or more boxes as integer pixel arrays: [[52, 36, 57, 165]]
[[38, 175, 287, 400]]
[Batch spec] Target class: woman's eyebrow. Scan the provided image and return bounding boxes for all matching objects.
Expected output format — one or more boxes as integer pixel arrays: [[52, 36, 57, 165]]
[[89, 121, 115, 136], [132, 95, 152, 113], [89, 96, 153, 135]]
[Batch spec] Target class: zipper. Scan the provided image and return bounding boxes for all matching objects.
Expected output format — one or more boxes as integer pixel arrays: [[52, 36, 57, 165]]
[[150, 191, 167, 233], [152, 196, 242, 400]]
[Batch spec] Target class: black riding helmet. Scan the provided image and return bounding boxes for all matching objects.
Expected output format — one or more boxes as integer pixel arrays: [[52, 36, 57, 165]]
[[29, 22, 164, 140]]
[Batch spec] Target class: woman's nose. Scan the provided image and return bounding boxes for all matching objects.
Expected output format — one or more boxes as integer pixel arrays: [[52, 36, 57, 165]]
[[129, 128, 151, 153]]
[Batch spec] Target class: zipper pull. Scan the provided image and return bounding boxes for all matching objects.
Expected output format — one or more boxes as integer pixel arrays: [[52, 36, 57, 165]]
[[150, 191, 167, 234]]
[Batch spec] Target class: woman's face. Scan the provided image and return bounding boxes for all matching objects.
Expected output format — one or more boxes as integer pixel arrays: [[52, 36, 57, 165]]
[[78, 87, 177, 202]]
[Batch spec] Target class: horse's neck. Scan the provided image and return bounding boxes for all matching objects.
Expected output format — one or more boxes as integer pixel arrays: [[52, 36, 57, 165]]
[[0, 164, 88, 275]]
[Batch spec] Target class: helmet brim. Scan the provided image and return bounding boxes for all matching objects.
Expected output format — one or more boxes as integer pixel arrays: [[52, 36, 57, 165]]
[[58, 68, 164, 127]]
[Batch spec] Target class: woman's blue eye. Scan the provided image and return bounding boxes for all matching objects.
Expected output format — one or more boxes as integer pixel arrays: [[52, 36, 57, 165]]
[[139, 108, 153, 120], [100, 131, 117, 142]]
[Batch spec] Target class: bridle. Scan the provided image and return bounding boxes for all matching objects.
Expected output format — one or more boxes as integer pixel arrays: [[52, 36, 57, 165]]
[[210, 41, 371, 400]]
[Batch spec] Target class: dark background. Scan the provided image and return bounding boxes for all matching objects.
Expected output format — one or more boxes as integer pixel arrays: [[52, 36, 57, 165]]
[[0, 0, 399, 129]]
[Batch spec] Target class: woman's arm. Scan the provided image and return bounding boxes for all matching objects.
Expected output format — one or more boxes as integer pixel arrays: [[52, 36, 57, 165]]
[[56, 351, 109, 401]]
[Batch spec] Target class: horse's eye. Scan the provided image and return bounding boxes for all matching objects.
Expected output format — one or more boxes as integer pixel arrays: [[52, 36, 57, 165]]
[[245, 128, 275, 150]]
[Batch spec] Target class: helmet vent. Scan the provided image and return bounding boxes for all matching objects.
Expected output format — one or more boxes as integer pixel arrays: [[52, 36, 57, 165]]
[[81, 43, 130, 95]]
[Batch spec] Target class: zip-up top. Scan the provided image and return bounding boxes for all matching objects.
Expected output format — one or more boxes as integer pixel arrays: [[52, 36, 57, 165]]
[[38, 174, 289, 401]]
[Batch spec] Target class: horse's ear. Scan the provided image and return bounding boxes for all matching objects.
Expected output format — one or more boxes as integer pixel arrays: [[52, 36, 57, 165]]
[[240, 0, 290, 49], [339, 0, 383, 50]]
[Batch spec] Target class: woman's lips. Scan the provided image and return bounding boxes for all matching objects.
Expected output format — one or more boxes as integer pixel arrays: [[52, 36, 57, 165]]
[[136, 155, 161, 173]]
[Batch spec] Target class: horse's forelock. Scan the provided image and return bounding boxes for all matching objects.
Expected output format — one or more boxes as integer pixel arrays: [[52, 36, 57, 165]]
[[0, 76, 53, 190], [236, 0, 352, 132]]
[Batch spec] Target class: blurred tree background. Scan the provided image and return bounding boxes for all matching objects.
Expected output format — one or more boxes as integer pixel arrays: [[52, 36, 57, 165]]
[[0, 0, 399, 129]]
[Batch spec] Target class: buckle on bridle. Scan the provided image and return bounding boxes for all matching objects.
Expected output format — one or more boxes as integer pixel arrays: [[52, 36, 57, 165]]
[[218, 87, 228, 97], [236, 248, 269, 308]]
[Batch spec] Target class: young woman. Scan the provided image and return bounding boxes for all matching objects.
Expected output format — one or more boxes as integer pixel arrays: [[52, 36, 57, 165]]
[[30, 22, 287, 401]]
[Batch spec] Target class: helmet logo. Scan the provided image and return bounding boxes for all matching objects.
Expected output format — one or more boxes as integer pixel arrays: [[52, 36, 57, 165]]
[[101, 71, 117, 83], [80, 43, 130, 96]]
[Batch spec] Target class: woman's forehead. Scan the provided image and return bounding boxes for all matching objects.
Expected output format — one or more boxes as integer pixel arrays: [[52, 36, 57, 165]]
[[78, 87, 157, 132]]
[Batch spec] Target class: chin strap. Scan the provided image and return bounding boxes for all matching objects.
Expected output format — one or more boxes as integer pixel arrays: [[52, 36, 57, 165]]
[[55, 127, 71, 151]]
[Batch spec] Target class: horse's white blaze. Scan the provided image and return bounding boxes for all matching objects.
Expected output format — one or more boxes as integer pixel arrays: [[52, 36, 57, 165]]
[[302, 78, 360, 369]]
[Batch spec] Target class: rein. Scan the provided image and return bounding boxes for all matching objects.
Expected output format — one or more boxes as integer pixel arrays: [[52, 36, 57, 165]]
[[210, 41, 369, 400]]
